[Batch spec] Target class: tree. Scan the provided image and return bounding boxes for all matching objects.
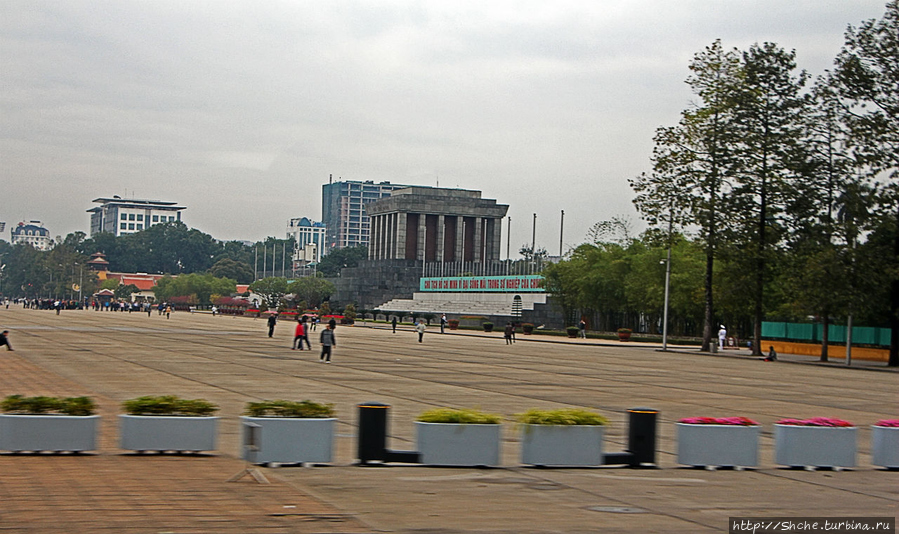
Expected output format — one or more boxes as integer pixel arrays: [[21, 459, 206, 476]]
[[631, 39, 742, 350], [785, 75, 861, 360], [288, 277, 335, 309], [317, 245, 367, 277], [727, 42, 810, 355], [833, 0, 899, 365], [208, 258, 254, 284], [154, 273, 237, 305], [248, 277, 289, 310]]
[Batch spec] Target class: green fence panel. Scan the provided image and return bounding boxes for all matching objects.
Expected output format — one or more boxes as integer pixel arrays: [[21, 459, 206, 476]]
[[826, 325, 847, 344], [786, 323, 815, 341], [761, 321, 890, 347], [852, 326, 877, 345], [762, 322, 787, 338], [877, 328, 892, 346]]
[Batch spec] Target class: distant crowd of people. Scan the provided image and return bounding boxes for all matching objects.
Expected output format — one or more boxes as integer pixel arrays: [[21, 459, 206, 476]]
[[11, 298, 175, 317]]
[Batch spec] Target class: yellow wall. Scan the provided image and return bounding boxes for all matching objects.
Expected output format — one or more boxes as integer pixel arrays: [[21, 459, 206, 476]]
[[763, 340, 888, 362]]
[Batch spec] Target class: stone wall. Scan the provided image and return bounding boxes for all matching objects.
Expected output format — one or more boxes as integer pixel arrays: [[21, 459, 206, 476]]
[[329, 259, 565, 329], [328, 259, 422, 309]]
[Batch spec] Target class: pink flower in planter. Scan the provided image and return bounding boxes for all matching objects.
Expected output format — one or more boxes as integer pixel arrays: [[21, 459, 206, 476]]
[[775, 417, 854, 427], [875, 419, 899, 428], [679, 416, 759, 426]]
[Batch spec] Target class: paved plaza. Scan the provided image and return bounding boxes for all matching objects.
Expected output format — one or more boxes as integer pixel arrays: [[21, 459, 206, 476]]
[[0, 306, 896, 533]]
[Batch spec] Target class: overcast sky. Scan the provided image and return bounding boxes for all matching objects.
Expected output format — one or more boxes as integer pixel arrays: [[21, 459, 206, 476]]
[[1, 1, 889, 255]]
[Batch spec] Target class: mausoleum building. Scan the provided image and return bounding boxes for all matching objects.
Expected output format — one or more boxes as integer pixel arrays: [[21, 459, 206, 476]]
[[366, 187, 508, 263]]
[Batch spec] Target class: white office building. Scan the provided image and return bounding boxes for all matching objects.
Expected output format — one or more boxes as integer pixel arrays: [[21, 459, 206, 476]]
[[287, 217, 326, 265], [87, 197, 185, 237], [11, 221, 52, 251]]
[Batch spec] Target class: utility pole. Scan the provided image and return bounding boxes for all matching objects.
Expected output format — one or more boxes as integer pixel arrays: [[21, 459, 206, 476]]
[[662, 215, 673, 351], [531, 213, 536, 275], [506, 217, 511, 261], [559, 210, 564, 257]]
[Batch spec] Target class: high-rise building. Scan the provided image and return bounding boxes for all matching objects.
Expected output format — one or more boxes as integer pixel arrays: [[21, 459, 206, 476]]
[[321, 179, 414, 252], [11, 221, 52, 251], [87, 197, 185, 237], [286, 217, 326, 265]]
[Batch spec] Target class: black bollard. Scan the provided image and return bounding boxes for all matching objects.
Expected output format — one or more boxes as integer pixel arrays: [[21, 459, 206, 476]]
[[357, 402, 390, 465], [627, 408, 658, 467]]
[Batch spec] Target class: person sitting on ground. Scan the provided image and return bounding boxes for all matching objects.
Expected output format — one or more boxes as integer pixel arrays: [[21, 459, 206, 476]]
[[0, 330, 13, 351]]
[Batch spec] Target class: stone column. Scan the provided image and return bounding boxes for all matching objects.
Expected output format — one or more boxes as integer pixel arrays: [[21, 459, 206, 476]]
[[370, 215, 377, 260], [455, 216, 465, 265], [377, 214, 386, 260], [417, 213, 427, 261], [489, 217, 502, 261], [371, 215, 379, 260], [395, 212, 408, 260], [473, 217, 484, 263], [436, 215, 445, 263], [385, 213, 393, 260]]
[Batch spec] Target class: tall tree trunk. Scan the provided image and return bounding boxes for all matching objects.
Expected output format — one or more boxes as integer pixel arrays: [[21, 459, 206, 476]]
[[890, 207, 899, 367], [820, 312, 829, 362], [752, 169, 767, 358], [702, 223, 714, 351]]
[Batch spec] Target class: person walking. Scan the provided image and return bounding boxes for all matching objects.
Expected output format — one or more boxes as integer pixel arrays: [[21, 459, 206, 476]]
[[291, 318, 312, 350], [578, 319, 587, 339], [504, 322, 514, 345], [300, 317, 312, 350], [416, 319, 426, 343], [718, 325, 727, 350], [320, 323, 336, 363], [440, 314, 447, 334], [268, 313, 278, 337], [391, 316, 397, 333], [0, 330, 13, 351]]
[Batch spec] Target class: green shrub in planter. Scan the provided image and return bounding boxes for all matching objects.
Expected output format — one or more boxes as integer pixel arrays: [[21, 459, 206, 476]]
[[416, 407, 503, 466], [517, 408, 608, 467], [244, 400, 335, 418], [565, 326, 579, 338], [482, 322, 494, 332], [2, 394, 97, 416], [241, 400, 337, 464], [515, 408, 608, 426], [1, 395, 100, 452], [521, 323, 535, 334], [417, 407, 502, 424], [122, 395, 218, 416]]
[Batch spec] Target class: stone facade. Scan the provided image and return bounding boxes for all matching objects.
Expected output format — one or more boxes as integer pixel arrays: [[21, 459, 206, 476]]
[[329, 259, 423, 310], [366, 187, 508, 263]]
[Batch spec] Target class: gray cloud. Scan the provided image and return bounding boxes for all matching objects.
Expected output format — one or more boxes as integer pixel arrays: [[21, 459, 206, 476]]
[[1, 0, 887, 250]]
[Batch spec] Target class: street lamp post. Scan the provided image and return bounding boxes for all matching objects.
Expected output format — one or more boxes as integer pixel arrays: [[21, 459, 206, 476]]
[[661, 216, 673, 351], [74, 262, 83, 307]]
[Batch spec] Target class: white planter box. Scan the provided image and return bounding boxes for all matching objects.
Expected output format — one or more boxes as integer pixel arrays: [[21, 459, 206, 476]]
[[871, 425, 899, 468], [416, 422, 501, 466], [774, 424, 857, 468], [676, 423, 760, 468], [119, 415, 218, 452], [0, 414, 99, 452], [520, 424, 604, 466], [240, 416, 335, 464]]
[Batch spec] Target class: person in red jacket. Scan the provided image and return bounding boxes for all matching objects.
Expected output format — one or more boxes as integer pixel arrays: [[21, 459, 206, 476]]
[[291, 318, 312, 350]]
